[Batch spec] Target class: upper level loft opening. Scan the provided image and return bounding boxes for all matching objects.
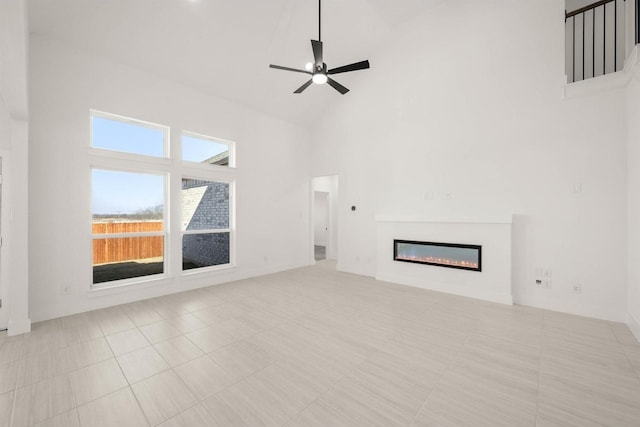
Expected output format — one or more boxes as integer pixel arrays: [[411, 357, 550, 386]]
[[565, 0, 639, 83]]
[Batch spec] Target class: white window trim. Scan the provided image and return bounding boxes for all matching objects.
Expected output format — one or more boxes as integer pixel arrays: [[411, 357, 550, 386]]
[[181, 130, 236, 169], [89, 111, 237, 290], [91, 109, 170, 158], [90, 167, 170, 290], [179, 176, 236, 274]]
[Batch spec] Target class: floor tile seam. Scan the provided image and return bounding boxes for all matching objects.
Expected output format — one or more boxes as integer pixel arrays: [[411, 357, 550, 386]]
[[181, 324, 261, 355], [539, 335, 629, 358], [0, 344, 25, 365], [537, 367, 640, 404], [405, 353, 452, 427], [334, 339, 444, 426], [105, 328, 153, 357], [607, 321, 632, 347], [7, 389, 17, 427], [534, 313, 544, 427], [0, 359, 19, 394], [471, 329, 544, 353], [204, 351, 277, 387], [273, 347, 377, 427], [168, 357, 275, 418], [395, 314, 479, 339], [620, 343, 640, 384], [541, 324, 621, 345], [152, 399, 203, 427], [143, 320, 211, 345], [539, 350, 639, 378], [148, 338, 190, 369], [20, 375, 81, 427], [18, 353, 122, 390], [96, 354, 130, 397], [116, 349, 172, 387], [126, 367, 181, 427], [539, 316, 640, 413], [96, 322, 137, 338], [73, 385, 142, 426]]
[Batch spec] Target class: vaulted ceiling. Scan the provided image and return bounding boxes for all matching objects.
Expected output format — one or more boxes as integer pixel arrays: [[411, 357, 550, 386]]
[[28, 0, 444, 127]]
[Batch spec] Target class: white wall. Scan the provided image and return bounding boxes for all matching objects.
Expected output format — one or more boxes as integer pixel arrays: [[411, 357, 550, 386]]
[[627, 55, 640, 338], [0, 0, 30, 335], [28, 36, 311, 322], [311, 0, 629, 321]]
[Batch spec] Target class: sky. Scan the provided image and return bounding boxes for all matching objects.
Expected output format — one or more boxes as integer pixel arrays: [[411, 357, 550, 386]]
[[92, 116, 228, 215]]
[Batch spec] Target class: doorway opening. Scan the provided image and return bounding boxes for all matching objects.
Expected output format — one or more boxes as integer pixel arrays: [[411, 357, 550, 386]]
[[311, 175, 338, 266], [314, 191, 329, 261]]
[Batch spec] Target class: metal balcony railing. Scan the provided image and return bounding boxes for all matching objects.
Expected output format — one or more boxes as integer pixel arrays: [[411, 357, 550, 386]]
[[565, 0, 637, 83]]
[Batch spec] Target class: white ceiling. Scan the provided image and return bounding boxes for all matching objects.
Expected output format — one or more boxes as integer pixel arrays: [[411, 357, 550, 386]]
[[28, 0, 443, 127]]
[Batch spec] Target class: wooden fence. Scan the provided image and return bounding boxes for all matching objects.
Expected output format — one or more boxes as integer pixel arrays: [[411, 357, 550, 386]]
[[92, 221, 163, 265]]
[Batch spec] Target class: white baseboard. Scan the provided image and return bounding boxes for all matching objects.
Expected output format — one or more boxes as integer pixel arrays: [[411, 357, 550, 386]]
[[7, 316, 31, 336], [377, 272, 513, 306], [30, 261, 311, 323], [514, 292, 623, 322]]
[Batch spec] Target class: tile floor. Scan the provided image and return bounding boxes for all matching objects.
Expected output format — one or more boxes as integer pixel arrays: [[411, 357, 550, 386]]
[[1, 261, 639, 427]]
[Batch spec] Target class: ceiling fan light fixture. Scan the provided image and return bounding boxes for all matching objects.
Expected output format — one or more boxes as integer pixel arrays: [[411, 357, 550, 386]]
[[312, 73, 328, 85], [268, 0, 370, 95]]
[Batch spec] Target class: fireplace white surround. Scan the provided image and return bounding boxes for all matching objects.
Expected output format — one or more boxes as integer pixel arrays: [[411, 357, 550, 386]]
[[375, 214, 513, 305]]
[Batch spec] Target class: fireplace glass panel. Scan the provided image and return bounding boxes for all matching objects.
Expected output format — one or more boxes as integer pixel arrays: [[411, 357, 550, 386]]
[[393, 240, 481, 272]]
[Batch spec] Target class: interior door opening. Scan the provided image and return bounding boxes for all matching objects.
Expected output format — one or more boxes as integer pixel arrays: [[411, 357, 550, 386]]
[[311, 175, 338, 265], [314, 191, 329, 261]]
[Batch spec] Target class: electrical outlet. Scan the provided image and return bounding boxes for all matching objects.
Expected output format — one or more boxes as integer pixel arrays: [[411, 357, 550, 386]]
[[61, 284, 71, 295], [571, 183, 583, 194], [573, 284, 582, 293], [536, 279, 543, 287]]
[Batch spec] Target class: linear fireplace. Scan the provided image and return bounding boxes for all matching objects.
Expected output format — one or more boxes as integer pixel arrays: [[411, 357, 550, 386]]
[[393, 239, 482, 272]]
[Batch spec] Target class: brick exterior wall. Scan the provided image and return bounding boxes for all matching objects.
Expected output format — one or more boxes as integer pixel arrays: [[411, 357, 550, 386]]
[[182, 179, 230, 267]]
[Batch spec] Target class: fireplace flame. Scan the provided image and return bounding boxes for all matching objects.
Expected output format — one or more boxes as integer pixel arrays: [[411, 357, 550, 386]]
[[395, 255, 479, 269]]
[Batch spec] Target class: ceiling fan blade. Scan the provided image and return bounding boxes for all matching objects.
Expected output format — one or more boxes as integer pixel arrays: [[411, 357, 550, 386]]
[[327, 77, 349, 95], [311, 40, 323, 68], [328, 60, 370, 75], [294, 79, 313, 94], [270, 64, 312, 75]]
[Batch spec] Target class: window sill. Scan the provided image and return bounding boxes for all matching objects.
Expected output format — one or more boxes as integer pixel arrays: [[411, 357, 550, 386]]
[[181, 263, 237, 278], [88, 274, 171, 297]]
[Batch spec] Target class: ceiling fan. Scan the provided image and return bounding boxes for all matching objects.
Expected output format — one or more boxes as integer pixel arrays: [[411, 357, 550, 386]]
[[269, 0, 370, 95]]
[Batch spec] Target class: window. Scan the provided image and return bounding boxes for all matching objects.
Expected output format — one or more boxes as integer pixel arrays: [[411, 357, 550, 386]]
[[92, 112, 166, 157], [92, 170, 166, 284], [90, 110, 235, 288], [182, 132, 233, 167], [182, 179, 231, 270]]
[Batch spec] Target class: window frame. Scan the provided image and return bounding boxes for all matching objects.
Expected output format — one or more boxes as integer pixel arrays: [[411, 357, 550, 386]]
[[181, 130, 236, 169], [180, 175, 235, 274], [88, 110, 236, 290], [90, 167, 169, 288], [91, 109, 170, 158]]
